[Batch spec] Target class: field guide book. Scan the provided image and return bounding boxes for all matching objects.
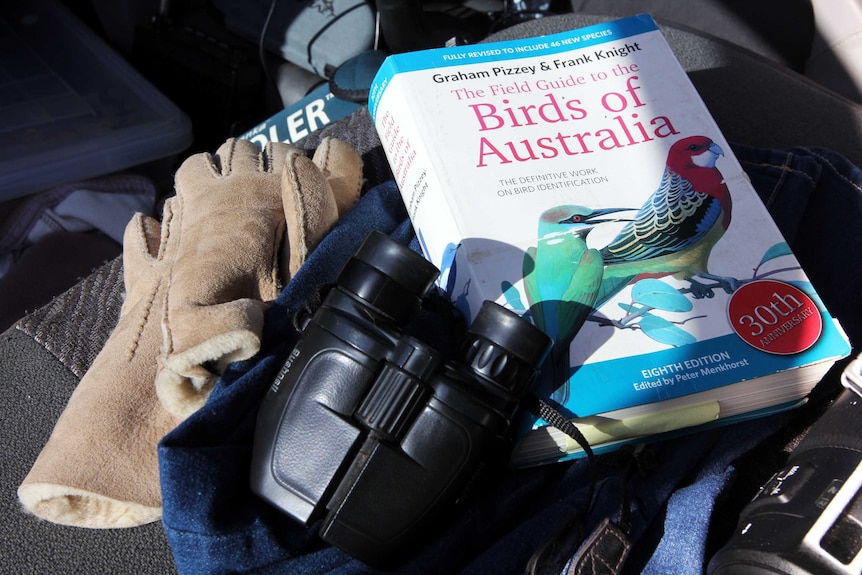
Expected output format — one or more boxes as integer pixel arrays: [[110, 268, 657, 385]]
[[367, 14, 851, 466]]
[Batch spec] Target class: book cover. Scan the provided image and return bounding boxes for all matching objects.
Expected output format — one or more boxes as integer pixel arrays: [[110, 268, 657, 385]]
[[368, 14, 851, 466]]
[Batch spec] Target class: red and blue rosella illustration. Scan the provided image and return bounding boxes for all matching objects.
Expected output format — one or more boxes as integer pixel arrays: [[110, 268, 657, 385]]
[[598, 135, 735, 301]]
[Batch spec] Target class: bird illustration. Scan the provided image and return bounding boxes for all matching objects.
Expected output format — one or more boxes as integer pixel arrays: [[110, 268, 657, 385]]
[[522, 136, 734, 400], [598, 135, 734, 301], [522, 206, 631, 401], [525, 205, 636, 336]]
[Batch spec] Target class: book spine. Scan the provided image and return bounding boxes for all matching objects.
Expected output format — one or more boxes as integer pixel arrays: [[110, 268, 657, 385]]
[[368, 58, 397, 122], [373, 68, 463, 280]]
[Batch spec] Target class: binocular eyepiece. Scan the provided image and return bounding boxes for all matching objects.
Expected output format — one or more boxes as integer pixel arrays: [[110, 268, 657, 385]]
[[250, 231, 551, 565]]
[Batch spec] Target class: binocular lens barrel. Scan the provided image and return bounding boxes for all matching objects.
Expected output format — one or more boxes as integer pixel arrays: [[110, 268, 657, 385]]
[[464, 301, 552, 396], [337, 231, 440, 323]]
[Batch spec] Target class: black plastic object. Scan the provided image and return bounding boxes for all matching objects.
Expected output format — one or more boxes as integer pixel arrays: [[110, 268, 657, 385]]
[[376, 0, 489, 53], [250, 231, 552, 565], [708, 388, 862, 574]]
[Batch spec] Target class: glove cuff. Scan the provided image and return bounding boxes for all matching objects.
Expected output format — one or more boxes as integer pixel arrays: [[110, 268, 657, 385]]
[[157, 298, 268, 418], [18, 482, 161, 528]]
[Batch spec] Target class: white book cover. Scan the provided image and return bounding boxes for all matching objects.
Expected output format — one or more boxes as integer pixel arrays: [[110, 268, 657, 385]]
[[368, 15, 851, 465]]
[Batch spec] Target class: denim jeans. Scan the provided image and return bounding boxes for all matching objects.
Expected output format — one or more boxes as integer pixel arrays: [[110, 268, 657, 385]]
[[159, 145, 862, 574]]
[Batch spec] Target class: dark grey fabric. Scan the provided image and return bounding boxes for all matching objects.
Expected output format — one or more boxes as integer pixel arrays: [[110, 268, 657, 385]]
[[0, 327, 177, 574], [567, 0, 814, 70], [0, 231, 121, 334]]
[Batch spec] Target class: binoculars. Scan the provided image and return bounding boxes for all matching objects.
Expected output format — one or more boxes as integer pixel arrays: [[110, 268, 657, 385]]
[[250, 231, 552, 565]]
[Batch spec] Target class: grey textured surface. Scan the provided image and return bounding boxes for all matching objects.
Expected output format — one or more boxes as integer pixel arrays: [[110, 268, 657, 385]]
[[567, 0, 814, 70], [17, 257, 123, 379], [0, 327, 176, 574]]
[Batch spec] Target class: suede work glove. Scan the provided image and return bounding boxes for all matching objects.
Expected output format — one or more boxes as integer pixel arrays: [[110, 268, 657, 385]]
[[155, 137, 362, 418], [18, 210, 180, 527], [19, 137, 362, 528]]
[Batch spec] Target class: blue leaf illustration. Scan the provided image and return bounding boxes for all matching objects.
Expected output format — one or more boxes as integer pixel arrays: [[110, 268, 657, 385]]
[[638, 314, 697, 346], [759, 242, 793, 266], [631, 279, 693, 312]]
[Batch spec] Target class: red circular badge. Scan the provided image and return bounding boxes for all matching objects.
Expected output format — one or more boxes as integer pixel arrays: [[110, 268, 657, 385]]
[[727, 279, 822, 355]]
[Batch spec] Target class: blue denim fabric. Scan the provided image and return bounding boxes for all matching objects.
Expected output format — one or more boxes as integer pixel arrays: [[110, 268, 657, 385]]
[[159, 145, 862, 575]]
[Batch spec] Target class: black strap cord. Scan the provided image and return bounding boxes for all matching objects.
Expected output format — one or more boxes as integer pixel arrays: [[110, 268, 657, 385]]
[[524, 396, 599, 575], [523, 398, 659, 575]]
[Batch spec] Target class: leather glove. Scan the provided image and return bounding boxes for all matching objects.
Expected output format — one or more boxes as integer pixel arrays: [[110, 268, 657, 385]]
[[18, 210, 180, 527], [155, 137, 362, 418]]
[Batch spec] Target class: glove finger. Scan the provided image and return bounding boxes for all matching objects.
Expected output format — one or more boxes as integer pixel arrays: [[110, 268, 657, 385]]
[[311, 137, 363, 216], [122, 213, 160, 268], [282, 148, 341, 279], [121, 207, 168, 311], [173, 147, 221, 187], [261, 140, 297, 177], [175, 140, 298, 196], [173, 139, 262, 185], [214, 137, 291, 176]]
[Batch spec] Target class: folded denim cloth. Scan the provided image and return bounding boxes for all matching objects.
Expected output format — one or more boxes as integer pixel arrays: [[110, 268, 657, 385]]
[[0, 174, 155, 277]]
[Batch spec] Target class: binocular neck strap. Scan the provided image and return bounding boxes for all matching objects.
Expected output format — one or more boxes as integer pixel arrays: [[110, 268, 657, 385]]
[[524, 397, 642, 575]]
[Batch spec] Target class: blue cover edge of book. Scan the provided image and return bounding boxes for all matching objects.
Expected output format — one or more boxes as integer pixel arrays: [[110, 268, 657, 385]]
[[368, 13, 660, 121], [566, 322, 851, 416]]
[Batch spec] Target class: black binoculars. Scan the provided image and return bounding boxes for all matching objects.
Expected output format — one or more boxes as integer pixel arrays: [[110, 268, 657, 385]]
[[250, 231, 552, 565]]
